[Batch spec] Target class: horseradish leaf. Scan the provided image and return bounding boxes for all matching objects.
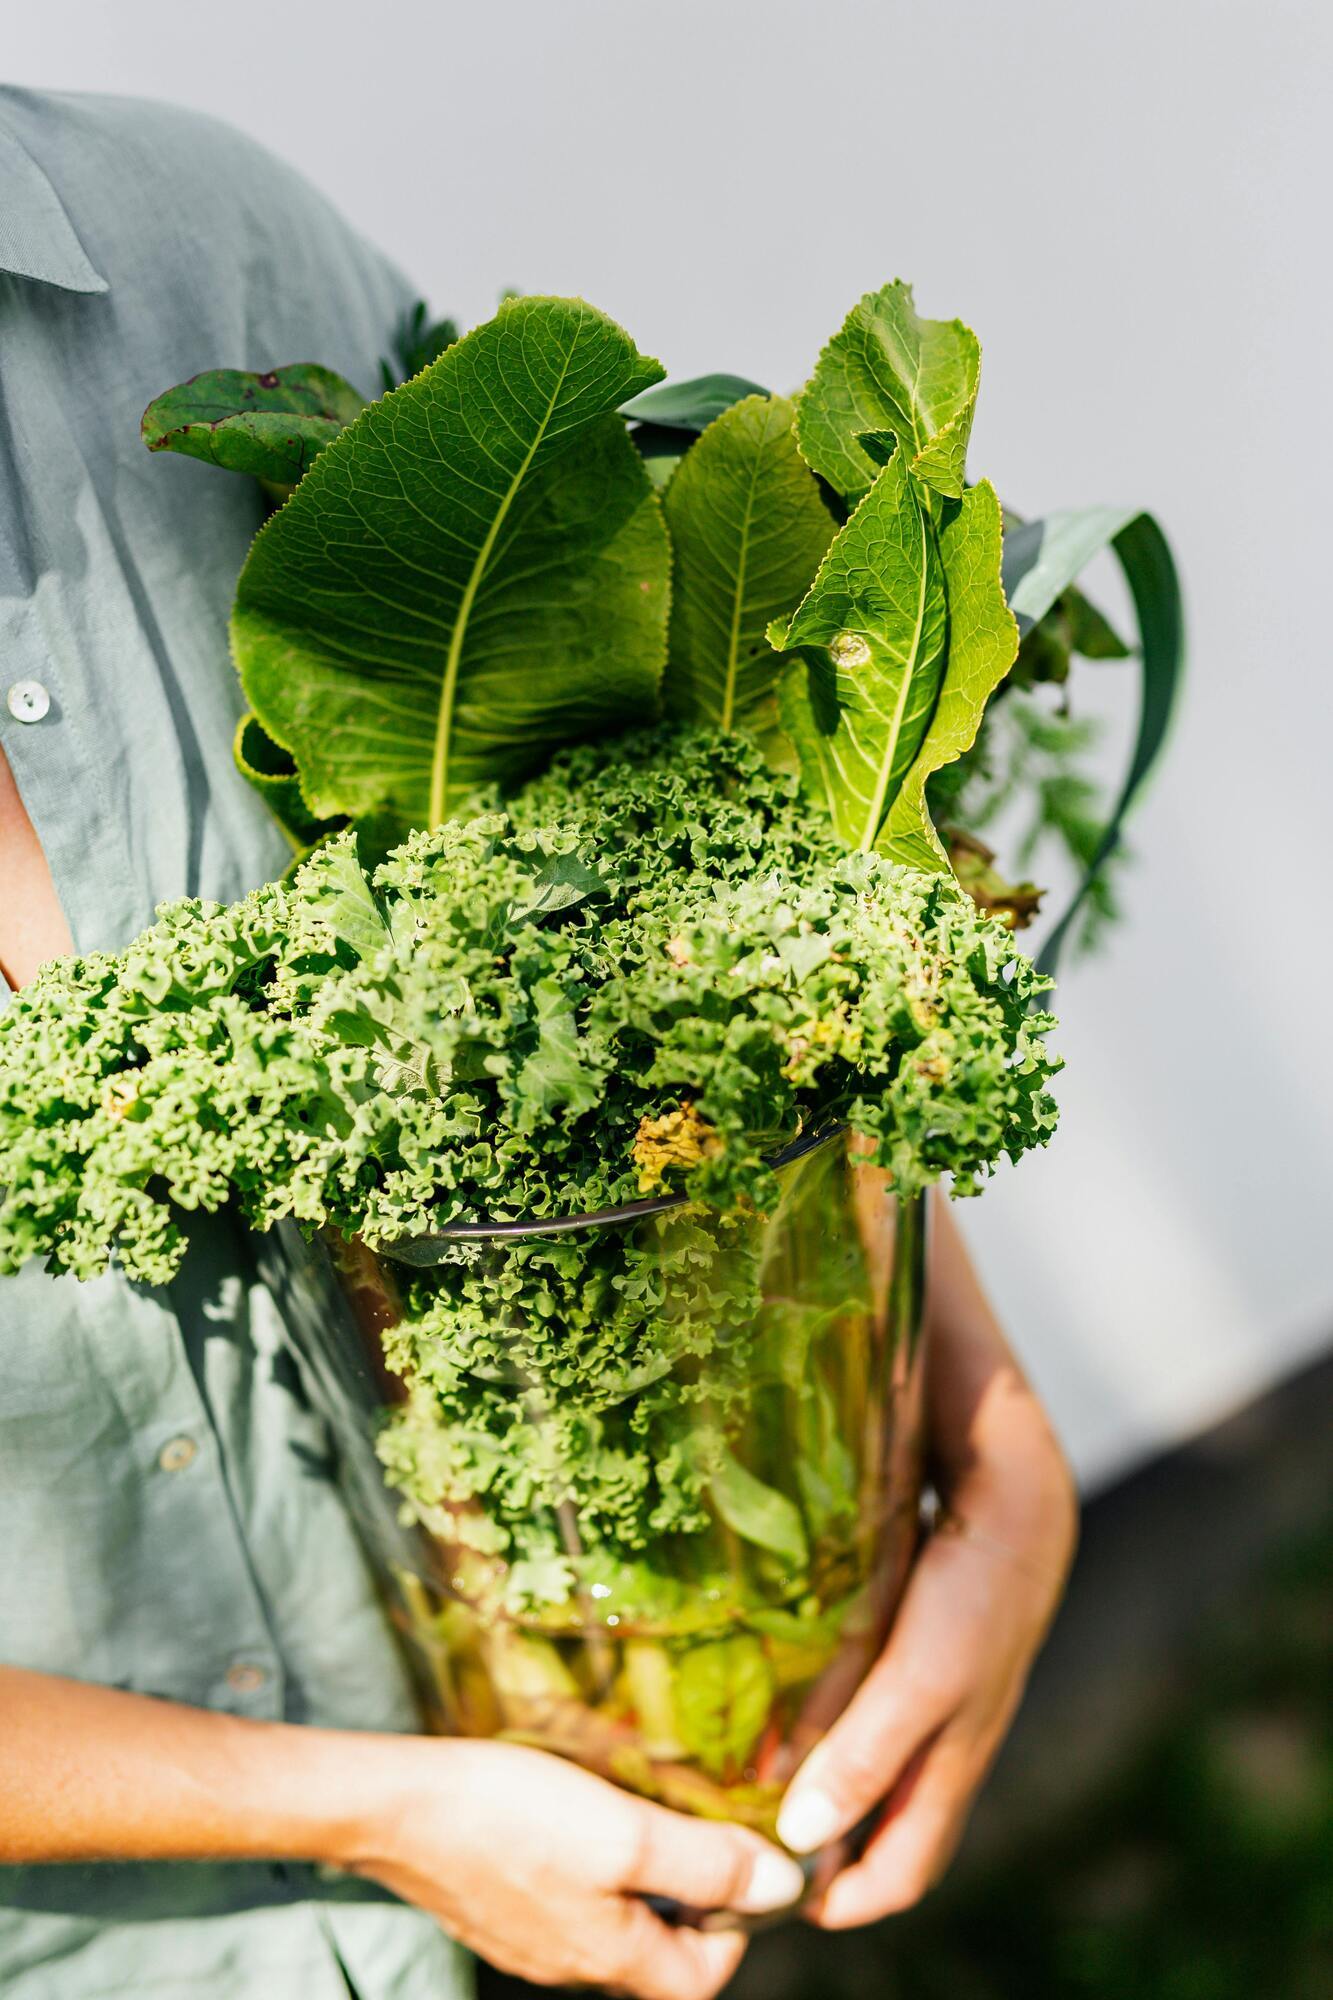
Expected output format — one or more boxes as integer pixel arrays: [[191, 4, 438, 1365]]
[[880, 479, 1019, 871], [773, 448, 947, 851], [662, 395, 833, 733], [231, 297, 669, 834], [141, 364, 367, 490], [796, 280, 980, 503]]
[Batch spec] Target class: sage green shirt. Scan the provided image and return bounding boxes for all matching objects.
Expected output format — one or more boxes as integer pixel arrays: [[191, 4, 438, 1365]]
[[0, 86, 471, 2000]]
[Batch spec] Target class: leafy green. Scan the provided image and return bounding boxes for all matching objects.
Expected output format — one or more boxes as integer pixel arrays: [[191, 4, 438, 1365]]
[[796, 280, 980, 504], [671, 1636, 774, 1779], [1001, 507, 1185, 972], [1013, 579, 1130, 689], [232, 713, 343, 851], [773, 448, 947, 851], [622, 373, 768, 431], [709, 1449, 809, 1569], [140, 364, 367, 491], [662, 395, 833, 734], [231, 296, 670, 835], [0, 725, 1058, 1275], [879, 479, 1019, 872]]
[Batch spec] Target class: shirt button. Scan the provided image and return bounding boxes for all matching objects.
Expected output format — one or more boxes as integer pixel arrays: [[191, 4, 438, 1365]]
[[7, 680, 50, 724], [157, 1435, 197, 1473], [225, 1663, 268, 1694]]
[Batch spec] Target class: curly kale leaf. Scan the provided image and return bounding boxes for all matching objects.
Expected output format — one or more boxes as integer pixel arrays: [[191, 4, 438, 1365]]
[[0, 726, 1058, 1290]]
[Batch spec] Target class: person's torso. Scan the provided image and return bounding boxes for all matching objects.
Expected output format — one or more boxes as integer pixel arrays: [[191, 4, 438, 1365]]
[[0, 84, 470, 2000]]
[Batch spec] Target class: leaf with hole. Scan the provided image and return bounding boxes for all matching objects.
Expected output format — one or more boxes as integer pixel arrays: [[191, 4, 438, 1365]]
[[141, 364, 367, 491], [773, 448, 948, 852]]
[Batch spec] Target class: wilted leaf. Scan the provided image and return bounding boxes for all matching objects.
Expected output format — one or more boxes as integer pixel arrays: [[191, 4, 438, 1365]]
[[944, 827, 1044, 929], [141, 364, 367, 490]]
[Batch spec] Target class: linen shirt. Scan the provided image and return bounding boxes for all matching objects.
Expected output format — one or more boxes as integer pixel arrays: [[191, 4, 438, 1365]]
[[0, 86, 471, 2000]]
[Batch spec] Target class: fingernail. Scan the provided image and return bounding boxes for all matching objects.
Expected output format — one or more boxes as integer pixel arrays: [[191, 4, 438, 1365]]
[[737, 1848, 809, 1913], [777, 1789, 842, 1855]]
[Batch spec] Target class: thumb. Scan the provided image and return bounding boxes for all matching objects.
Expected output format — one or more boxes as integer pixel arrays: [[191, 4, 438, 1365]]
[[624, 1798, 808, 1918]]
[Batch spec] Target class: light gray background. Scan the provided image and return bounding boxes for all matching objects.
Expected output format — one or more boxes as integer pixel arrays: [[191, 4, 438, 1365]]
[[8, 0, 1331, 1485]]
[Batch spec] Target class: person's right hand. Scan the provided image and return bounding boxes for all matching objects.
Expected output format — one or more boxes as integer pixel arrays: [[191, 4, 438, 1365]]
[[329, 1735, 808, 1998]]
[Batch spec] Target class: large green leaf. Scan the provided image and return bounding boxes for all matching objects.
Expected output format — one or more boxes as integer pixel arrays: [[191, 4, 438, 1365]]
[[626, 374, 773, 491], [772, 448, 947, 852], [141, 365, 367, 489], [232, 713, 343, 851], [1003, 508, 1185, 974], [796, 280, 980, 504], [880, 480, 1019, 871], [231, 297, 669, 834], [661, 395, 834, 733]]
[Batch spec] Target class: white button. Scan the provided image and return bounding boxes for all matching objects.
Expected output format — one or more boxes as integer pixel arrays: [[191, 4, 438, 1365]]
[[158, 1435, 197, 1473], [225, 1662, 268, 1694], [7, 680, 51, 724]]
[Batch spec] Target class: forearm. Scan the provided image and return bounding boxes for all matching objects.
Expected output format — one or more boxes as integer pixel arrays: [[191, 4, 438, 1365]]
[[0, 1665, 402, 1869], [925, 1195, 1079, 1573]]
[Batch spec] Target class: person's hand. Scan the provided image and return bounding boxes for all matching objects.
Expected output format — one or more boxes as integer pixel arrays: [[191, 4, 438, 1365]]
[[331, 1734, 806, 1997], [775, 1199, 1079, 1928]]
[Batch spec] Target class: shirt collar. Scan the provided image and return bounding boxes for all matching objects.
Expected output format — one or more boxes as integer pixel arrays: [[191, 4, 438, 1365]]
[[0, 118, 109, 294]]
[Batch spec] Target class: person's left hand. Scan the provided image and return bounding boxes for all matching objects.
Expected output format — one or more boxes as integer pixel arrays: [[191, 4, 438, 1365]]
[[775, 1200, 1079, 1929]]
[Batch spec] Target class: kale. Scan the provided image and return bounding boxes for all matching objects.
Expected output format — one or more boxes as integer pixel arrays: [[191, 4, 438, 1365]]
[[0, 728, 1058, 1293]]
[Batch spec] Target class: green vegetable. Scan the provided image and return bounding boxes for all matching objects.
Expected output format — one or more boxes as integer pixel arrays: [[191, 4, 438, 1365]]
[[232, 297, 670, 835], [140, 362, 367, 494], [662, 394, 833, 735], [774, 447, 950, 852], [0, 273, 1184, 1829], [0, 729, 1059, 1290], [672, 1636, 774, 1780], [134, 284, 1177, 950], [380, 298, 460, 391], [880, 479, 1019, 872], [796, 279, 980, 504]]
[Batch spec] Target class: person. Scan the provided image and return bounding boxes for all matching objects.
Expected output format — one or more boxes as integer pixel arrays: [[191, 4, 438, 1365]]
[[0, 84, 1079, 2000]]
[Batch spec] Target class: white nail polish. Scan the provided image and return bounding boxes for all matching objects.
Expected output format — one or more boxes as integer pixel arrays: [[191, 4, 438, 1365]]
[[738, 1849, 808, 1913], [776, 1789, 842, 1855]]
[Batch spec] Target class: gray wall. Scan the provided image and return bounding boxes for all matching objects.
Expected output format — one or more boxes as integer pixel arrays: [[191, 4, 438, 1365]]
[[8, 0, 1331, 1486]]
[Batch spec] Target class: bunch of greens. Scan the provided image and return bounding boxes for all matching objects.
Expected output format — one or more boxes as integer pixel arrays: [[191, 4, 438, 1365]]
[[138, 282, 1181, 947], [0, 730, 1056, 1289], [3, 279, 1179, 1814]]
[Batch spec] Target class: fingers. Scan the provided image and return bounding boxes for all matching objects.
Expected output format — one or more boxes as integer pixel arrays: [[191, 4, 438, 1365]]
[[623, 1797, 807, 1917], [776, 1566, 964, 1856], [807, 1728, 980, 1929], [606, 1897, 748, 2000]]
